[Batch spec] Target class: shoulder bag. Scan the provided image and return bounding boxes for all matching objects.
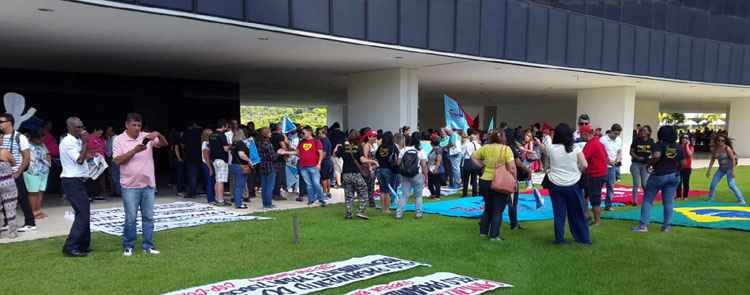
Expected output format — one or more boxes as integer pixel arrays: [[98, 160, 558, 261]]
[[491, 145, 517, 194]]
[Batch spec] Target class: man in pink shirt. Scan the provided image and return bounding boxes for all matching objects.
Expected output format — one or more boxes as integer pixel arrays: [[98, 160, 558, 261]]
[[113, 113, 168, 257]]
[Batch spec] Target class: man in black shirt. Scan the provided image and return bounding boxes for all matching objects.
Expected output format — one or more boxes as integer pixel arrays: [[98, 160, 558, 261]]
[[209, 119, 231, 206], [182, 122, 203, 198], [328, 122, 346, 187]]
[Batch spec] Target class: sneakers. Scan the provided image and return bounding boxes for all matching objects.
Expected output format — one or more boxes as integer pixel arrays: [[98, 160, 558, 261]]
[[740, 200, 747, 205], [661, 226, 672, 232], [632, 225, 648, 233], [17, 225, 36, 232], [123, 248, 134, 257], [144, 248, 161, 255], [345, 214, 353, 220], [415, 213, 423, 219]]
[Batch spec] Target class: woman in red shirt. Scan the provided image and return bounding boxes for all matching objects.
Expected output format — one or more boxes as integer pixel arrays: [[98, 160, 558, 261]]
[[676, 134, 694, 200]]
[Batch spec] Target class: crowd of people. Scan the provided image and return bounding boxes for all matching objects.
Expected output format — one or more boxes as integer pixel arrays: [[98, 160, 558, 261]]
[[0, 110, 746, 255]]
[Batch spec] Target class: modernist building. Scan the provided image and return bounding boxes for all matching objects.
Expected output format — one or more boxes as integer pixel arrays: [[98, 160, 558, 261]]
[[3, 0, 750, 170]]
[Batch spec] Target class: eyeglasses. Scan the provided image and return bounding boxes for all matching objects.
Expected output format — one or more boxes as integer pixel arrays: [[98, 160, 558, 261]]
[[578, 122, 590, 126]]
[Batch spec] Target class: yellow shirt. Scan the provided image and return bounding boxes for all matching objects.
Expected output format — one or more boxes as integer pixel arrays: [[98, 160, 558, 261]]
[[473, 144, 514, 181]]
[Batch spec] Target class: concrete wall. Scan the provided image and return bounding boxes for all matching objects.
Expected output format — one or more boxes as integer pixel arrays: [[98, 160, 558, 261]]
[[729, 99, 750, 157], [347, 69, 418, 132], [634, 100, 660, 130], [497, 100, 577, 128], [577, 87, 636, 170]]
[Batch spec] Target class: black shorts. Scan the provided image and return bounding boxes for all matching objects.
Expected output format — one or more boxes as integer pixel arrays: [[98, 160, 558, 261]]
[[320, 159, 334, 181], [587, 176, 607, 207]]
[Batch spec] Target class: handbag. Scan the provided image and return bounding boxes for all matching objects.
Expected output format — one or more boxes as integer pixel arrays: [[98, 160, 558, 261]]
[[490, 145, 517, 194], [240, 164, 252, 175]]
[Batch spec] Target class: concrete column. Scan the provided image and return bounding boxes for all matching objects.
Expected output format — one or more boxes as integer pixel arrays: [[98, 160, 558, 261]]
[[729, 99, 750, 157], [326, 104, 346, 129], [634, 100, 660, 131], [347, 69, 418, 132], [577, 86, 636, 170]]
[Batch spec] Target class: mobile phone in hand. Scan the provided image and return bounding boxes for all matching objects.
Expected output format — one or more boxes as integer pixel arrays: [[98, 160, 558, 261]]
[[142, 138, 151, 146]]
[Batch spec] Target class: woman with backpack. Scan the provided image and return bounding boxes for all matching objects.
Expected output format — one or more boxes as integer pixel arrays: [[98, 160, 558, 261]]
[[706, 134, 745, 204], [395, 132, 429, 220], [471, 131, 516, 241], [545, 123, 590, 244], [375, 132, 399, 214]]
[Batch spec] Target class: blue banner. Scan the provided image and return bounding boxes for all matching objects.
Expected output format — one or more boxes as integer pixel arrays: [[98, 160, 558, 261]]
[[282, 116, 297, 134], [244, 137, 261, 166], [444, 95, 469, 131], [488, 116, 495, 131]]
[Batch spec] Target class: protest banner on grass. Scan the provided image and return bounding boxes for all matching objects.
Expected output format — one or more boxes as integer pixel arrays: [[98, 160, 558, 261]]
[[163, 255, 430, 295], [345, 272, 512, 295]]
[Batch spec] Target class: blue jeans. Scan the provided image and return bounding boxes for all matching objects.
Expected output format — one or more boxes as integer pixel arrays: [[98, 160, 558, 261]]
[[549, 183, 591, 244], [122, 186, 155, 250], [202, 163, 215, 203], [230, 164, 247, 208], [708, 169, 745, 202], [605, 166, 617, 208], [449, 154, 463, 188], [397, 174, 424, 217], [300, 167, 325, 204], [109, 161, 121, 196], [630, 162, 650, 204], [640, 173, 680, 227], [260, 171, 276, 208]]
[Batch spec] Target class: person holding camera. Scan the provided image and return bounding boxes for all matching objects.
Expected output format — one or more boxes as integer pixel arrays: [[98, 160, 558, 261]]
[[113, 113, 168, 257]]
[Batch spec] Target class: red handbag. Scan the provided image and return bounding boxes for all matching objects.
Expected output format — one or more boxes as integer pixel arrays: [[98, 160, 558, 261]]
[[491, 145, 517, 194]]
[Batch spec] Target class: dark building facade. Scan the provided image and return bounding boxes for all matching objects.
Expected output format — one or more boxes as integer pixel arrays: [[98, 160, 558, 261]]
[[103, 0, 750, 85]]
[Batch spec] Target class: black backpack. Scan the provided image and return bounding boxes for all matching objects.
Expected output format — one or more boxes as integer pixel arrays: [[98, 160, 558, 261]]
[[399, 149, 420, 177]]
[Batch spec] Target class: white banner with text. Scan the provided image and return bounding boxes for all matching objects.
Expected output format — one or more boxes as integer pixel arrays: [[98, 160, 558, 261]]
[[345, 272, 512, 295]]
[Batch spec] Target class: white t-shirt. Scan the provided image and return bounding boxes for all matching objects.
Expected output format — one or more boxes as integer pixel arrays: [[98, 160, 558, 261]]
[[599, 135, 622, 164], [59, 134, 88, 178], [1, 132, 30, 173], [463, 140, 481, 159], [547, 144, 582, 187], [399, 146, 428, 175], [201, 141, 209, 164]]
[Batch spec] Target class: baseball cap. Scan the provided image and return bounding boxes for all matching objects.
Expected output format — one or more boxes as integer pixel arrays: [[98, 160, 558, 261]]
[[579, 125, 594, 135]]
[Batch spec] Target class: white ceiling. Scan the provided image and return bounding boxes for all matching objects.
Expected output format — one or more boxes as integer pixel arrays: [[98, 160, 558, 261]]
[[1, 0, 749, 111]]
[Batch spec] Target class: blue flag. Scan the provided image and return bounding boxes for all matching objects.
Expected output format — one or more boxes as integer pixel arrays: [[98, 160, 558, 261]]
[[281, 116, 296, 134], [243, 137, 261, 166], [488, 116, 495, 131], [444, 95, 469, 131]]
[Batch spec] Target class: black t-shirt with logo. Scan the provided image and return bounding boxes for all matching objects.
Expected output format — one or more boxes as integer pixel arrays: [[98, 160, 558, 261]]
[[651, 142, 683, 176], [630, 138, 654, 164], [336, 143, 363, 174], [208, 132, 229, 162], [375, 144, 399, 172]]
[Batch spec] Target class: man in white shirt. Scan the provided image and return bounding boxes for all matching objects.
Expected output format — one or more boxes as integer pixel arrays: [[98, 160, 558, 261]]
[[0, 113, 34, 233], [445, 128, 463, 189], [599, 123, 623, 210], [59, 117, 92, 257]]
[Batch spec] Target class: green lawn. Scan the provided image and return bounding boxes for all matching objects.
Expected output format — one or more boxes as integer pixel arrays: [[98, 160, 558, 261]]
[[2, 167, 749, 294]]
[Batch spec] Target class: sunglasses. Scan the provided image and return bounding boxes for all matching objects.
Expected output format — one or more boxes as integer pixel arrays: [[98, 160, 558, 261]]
[[578, 122, 590, 126]]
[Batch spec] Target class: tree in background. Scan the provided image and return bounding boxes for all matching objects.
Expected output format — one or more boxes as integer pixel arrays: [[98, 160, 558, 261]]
[[658, 112, 686, 125], [241, 106, 327, 129]]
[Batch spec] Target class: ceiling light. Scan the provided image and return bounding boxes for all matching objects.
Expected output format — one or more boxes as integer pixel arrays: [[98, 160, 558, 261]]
[[37, 8, 54, 12], [257, 37, 269, 41], [394, 56, 404, 59]]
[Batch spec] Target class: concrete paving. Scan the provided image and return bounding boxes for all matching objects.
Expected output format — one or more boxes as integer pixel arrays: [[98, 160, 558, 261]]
[[1, 188, 346, 244]]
